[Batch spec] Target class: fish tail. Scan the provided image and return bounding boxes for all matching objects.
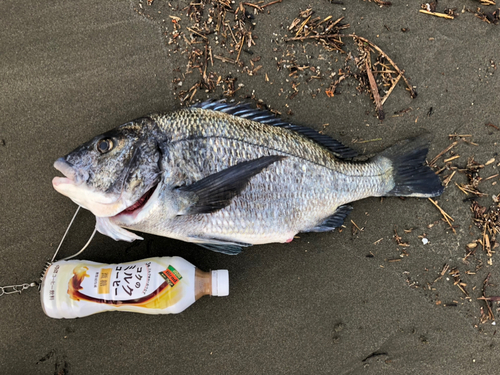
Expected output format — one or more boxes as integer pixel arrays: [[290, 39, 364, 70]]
[[375, 136, 444, 198]]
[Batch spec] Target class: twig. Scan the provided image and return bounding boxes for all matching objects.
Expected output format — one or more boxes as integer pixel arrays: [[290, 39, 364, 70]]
[[419, 10, 455, 20], [343, 34, 417, 98], [295, 15, 312, 37], [429, 141, 459, 167], [486, 123, 500, 131], [284, 34, 342, 42], [236, 36, 245, 63], [242, 2, 263, 11], [351, 220, 363, 231], [442, 170, 456, 187], [365, 60, 384, 120], [455, 182, 469, 195], [357, 138, 382, 144], [443, 155, 460, 163], [479, 296, 500, 302], [261, 0, 282, 9], [433, 263, 450, 283], [324, 16, 344, 32], [456, 183, 488, 196], [380, 74, 402, 105], [186, 27, 208, 40], [485, 174, 499, 181], [428, 198, 455, 233], [480, 273, 495, 322], [213, 55, 235, 64]]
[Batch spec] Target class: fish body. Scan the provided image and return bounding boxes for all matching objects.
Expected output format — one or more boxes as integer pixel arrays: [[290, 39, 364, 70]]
[[53, 101, 443, 254]]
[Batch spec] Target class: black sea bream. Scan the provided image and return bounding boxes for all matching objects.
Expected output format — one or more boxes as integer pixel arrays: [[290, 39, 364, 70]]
[[53, 101, 443, 254]]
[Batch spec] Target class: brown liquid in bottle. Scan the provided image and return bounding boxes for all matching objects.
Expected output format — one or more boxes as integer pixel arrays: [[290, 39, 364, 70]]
[[195, 268, 212, 300]]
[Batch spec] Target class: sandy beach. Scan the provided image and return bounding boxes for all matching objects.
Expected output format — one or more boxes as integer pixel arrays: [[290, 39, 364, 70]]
[[1, 1, 500, 373]]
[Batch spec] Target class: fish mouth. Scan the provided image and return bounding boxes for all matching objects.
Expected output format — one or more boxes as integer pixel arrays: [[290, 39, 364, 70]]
[[116, 183, 158, 217], [52, 158, 78, 186]]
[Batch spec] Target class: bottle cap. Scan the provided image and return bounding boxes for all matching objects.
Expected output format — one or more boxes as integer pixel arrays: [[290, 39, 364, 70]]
[[211, 270, 229, 296]]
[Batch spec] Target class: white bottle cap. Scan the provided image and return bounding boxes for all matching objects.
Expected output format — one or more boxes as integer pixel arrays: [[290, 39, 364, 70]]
[[211, 270, 229, 296]]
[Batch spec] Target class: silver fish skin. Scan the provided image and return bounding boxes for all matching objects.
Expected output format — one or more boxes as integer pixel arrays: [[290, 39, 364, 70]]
[[53, 101, 443, 254]]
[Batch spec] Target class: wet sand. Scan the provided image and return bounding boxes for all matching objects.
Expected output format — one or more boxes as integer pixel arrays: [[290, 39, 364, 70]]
[[1, 1, 500, 373]]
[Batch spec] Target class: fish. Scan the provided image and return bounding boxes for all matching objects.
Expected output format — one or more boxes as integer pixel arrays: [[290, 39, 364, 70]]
[[52, 100, 444, 254]]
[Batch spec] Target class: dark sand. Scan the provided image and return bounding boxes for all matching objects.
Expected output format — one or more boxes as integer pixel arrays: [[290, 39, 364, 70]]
[[1, 1, 500, 374]]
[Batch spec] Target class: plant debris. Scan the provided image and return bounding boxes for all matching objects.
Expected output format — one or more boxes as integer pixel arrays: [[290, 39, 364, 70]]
[[428, 198, 456, 233], [284, 10, 416, 119], [474, 7, 500, 24], [449, 267, 470, 297], [456, 157, 487, 197], [394, 227, 410, 247], [471, 198, 500, 257], [140, 0, 284, 105], [364, 0, 392, 6], [419, 2, 500, 25], [139, 1, 419, 117], [419, 9, 455, 20]]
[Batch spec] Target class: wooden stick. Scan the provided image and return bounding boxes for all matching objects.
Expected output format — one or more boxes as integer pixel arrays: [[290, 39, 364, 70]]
[[357, 138, 382, 144], [213, 55, 235, 64], [380, 74, 402, 105], [261, 0, 282, 8], [365, 59, 384, 119], [419, 10, 455, 20], [428, 198, 455, 233], [242, 2, 263, 11], [295, 15, 311, 37], [236, 36, 245, 63], [443, 170, 456, 187], [429, 141, 459, 166], [186, 27, 207, 40], [443, 155, 460, 163], [351, 220, 363, 231], [284, 34, 343, 42]]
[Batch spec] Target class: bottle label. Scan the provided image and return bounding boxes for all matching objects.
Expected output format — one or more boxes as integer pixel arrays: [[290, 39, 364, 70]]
[[159, 265, 183, 287], [67, 261, 184, 309]]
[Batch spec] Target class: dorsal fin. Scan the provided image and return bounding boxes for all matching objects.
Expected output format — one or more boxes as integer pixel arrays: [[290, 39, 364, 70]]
[[191, 100, 358, 159]]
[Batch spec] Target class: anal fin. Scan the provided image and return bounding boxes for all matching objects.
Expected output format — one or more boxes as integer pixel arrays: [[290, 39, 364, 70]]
[[189, 236, 252, 255], [303, 205, 353, 233]]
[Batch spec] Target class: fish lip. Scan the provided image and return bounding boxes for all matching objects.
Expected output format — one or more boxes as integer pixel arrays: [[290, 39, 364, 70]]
[[53, 158, 77, 183]]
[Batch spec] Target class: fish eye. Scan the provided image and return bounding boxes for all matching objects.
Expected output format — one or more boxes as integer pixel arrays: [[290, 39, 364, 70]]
[[96, 138, 114, 154]]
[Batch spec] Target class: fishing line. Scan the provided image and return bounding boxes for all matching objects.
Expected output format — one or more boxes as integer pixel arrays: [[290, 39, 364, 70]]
[[0, 205, 96, 297]]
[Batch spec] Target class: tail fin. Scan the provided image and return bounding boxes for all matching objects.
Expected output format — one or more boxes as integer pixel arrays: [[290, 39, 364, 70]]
[[375, 137, 444, 198]]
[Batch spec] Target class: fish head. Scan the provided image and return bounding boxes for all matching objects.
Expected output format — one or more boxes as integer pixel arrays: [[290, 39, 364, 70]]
[[52, 117, 163, 218]]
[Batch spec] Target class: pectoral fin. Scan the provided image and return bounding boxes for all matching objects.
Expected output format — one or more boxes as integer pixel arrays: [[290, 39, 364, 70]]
[[176, 155, 286, 215]]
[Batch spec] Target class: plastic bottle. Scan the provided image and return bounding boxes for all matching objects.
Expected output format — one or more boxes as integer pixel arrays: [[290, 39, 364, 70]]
[[40, 256, 229, 319]]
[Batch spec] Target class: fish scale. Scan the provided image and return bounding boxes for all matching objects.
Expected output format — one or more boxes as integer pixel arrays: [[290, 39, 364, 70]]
[[117, 120, 386, 244], [53, 101, 444, 254]]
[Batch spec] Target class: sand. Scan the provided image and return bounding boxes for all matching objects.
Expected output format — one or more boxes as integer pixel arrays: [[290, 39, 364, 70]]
[[1, 0, 500, 373]]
